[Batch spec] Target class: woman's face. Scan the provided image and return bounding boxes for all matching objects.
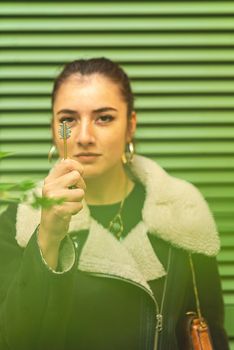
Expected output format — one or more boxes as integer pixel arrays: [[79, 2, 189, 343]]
[[52, 73, 136, 179]]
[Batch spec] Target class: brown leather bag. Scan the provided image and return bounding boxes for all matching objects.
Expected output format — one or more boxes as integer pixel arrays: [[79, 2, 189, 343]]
[[186, 311, 214, 350], [185, 255, 214, 350]]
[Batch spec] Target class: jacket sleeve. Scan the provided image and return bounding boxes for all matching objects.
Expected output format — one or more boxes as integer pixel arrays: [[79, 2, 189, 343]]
[[177, 253, 230, 350], [0, 204, 78, 350], [192, 254, 230, 350]]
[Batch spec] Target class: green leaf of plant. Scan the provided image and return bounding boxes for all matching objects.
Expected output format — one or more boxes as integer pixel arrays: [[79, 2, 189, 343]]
[[14, 180, 36, 192], [31, 194, 65, 209], [0, 152, 14, 159], [0, 183, 16, 191], [0, 204, 9, 216]]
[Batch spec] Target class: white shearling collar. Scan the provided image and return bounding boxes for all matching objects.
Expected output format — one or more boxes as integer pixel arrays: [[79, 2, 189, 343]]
[[16, 155, 220, 290], [130, 155, 220, 256]]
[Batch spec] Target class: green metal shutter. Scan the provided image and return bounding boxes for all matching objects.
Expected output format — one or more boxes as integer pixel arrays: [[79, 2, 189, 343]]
[[0, 1, 234, 346]]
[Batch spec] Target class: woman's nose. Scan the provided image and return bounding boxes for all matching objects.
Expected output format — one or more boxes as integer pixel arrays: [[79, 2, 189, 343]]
[[75, 119, 95, 146]]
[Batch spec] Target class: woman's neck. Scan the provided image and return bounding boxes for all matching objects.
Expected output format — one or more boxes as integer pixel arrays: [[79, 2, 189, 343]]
[[84, 165, 134, 205]]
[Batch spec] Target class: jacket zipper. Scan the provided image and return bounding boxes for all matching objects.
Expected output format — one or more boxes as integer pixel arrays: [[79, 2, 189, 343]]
[[87, 271, 161, 350]]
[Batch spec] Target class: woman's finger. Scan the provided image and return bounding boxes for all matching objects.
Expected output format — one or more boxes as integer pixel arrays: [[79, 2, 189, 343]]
[[45, 188, 85, 203], [44, 167, 86, 193], [52, 201, 83, 219], [47, 158, 84, 181], [50, 170, 86, 190]]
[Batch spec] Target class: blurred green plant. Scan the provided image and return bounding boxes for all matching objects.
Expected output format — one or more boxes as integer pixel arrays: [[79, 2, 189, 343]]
[[0, 152, 65, 215]]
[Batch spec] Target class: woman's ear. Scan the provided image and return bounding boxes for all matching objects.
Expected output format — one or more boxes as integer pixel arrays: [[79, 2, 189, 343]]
[[127, 111, 137, 142]]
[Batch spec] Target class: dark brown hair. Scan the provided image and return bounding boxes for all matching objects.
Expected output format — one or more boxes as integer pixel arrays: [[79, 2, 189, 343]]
[[52, 57, 134, 117]]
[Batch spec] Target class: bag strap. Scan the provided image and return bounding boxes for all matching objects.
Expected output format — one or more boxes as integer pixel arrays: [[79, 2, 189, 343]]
[[189, 253, 202, 319]]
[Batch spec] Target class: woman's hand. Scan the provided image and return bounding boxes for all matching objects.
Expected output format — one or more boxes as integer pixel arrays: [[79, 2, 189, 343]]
[[38, 159, 85, 269]]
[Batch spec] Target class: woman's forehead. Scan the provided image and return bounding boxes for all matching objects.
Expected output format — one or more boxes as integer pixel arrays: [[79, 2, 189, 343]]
[[53, 74, 125, 110], [60, 73, 118, 91]]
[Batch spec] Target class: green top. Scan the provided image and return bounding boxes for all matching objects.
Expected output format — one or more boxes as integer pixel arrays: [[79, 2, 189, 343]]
[[88, 181, 146, 238]]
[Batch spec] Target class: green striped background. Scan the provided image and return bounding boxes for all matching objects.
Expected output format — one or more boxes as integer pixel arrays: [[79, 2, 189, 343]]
[[0, 1, 234, 346]]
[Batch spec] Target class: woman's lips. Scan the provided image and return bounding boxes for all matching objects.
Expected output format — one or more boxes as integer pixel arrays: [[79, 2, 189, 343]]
[[74, 153, 101, 162]]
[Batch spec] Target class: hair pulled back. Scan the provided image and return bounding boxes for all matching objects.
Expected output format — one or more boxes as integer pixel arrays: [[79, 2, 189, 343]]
[[52, 57, 134, 118]]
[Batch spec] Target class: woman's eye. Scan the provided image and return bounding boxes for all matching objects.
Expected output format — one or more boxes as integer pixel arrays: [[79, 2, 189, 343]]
[[96, 115, 114, 124], [59, 117, 75, 124]]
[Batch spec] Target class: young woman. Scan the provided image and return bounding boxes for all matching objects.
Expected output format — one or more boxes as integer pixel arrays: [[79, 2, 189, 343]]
[[0, 58, 229, 350]]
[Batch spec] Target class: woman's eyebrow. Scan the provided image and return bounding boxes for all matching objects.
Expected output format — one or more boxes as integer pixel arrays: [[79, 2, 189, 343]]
[[56, 108, 117, 115], [93, 107, 117, 113], [56, 109, 77, 115]]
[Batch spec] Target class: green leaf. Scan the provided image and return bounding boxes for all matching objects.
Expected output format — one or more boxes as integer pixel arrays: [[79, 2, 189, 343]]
[[0, 204, 9, 216], [14, 180, 36, 192], [0, 195, 21, 203], [0, 183, 16, 191], [0, 152, 14, 159], [0, 180, 36, 192], [31, 194, 65, 209]]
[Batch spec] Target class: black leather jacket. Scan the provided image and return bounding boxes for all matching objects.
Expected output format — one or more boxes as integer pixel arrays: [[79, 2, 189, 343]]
[[0, 204, 229, 350]]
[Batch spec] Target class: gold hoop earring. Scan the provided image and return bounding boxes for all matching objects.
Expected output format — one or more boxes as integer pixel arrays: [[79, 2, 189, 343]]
[[48, 145, 57, 163], [122, 142, 135, 165]]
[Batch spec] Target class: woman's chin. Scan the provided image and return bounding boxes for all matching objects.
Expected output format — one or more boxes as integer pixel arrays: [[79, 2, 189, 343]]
[[81, 165, 102, 180]]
